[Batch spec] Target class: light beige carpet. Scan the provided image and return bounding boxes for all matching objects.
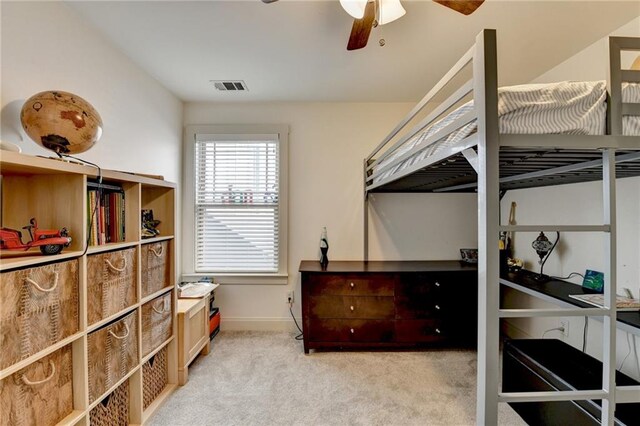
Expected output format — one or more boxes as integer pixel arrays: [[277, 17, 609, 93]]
[[149, 331, 526, 426]]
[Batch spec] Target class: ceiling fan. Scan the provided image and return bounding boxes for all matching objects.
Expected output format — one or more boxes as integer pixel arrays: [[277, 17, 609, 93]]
[[261, 0, 485, 51]]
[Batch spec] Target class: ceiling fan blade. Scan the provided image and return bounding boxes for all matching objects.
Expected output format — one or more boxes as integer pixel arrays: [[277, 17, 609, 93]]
[[433, 0, 485, 15], [347, 1, 376, 51]]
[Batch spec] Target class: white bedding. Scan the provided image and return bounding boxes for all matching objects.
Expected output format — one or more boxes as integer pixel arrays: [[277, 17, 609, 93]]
[[623, 82, 640, 135], [373, 80, 638, 184]]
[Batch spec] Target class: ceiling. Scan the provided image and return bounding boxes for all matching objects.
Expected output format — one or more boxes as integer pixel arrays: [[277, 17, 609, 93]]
[[66, 0, 639, 103]]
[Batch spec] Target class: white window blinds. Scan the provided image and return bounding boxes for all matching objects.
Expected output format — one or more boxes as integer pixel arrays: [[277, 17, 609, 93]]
[[195, 134, 280, 273]]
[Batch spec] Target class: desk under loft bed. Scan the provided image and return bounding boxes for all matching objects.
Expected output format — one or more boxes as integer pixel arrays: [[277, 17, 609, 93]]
[[362, 30, 640, 425]]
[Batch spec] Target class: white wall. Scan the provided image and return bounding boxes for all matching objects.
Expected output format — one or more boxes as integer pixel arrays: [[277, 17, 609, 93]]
[[1, 1, 183, 183], [501, 16, 640, 380], [184, 102, 478, 330]]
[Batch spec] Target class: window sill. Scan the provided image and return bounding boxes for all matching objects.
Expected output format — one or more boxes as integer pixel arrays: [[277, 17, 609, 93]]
[[181, 273, 289, 285]]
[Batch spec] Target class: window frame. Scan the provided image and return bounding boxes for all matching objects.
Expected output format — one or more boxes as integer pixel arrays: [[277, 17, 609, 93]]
[[183, 124, 289, 285]]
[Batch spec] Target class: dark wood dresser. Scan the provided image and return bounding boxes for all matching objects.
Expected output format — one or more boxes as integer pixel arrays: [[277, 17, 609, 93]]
[[299, 260, 478, 353]]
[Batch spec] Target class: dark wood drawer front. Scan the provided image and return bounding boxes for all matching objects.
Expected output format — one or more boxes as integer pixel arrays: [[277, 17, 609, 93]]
[[307, 273, 396, 296], [308, 319, 395, 342], [309, 296, 395, 319], [395, 320, 447, 343], [396, 297, 448, 319], [396, 273, 446, 298]]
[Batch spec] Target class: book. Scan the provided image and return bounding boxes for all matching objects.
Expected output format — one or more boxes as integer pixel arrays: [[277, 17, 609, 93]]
[[86, 181, 126, 246], [569, 294, 640, 311]]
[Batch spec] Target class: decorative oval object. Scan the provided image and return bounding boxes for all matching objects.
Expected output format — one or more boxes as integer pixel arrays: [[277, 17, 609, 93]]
[[20, 90, 103, 154]]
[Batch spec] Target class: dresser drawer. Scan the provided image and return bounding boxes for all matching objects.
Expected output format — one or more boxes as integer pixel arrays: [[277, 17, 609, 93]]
[[306, 273, 396, 296], [395, 319, 447, 343], [396, 273, 445, 298], [396, 297, 450, 319], [308, 319, 394, 342], [87, 247, 138, 325], [309, 296, 395, 319], [0, 259, 79, 370]]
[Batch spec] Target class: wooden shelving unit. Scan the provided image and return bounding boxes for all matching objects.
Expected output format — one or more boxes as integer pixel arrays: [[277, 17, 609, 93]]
[[0, 151, 177, 425]]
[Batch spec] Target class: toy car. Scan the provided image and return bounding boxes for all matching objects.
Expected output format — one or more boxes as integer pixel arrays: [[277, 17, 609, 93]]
[[0, 218, 72, 255]]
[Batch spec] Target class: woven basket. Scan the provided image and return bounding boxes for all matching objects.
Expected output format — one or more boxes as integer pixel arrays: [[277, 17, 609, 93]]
[[141, 291, 173, 357], [141, 241, 171, 298], [142, 346, 168, 409], [0, 344, 74, 426], [87, 310, 138, 403], [0, 259, 79, 370], [89, 379, 129, 426], [87, 247, 137, 326]]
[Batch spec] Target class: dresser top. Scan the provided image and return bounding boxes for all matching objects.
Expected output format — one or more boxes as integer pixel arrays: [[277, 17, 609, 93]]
[[299, 260, 477, 273]]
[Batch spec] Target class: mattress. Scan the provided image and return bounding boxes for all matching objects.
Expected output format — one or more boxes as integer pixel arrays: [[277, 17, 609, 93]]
[[373, 81, 639, 184]]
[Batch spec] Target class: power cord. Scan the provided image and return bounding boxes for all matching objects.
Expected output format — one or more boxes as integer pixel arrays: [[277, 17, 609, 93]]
[[60, 154, 102, 258], [288, 301, 303, 341], [582, 317, 589, 353], [551, 272, 585, 281], [619, 332, 632, 371], [542, 325, 565, 338]]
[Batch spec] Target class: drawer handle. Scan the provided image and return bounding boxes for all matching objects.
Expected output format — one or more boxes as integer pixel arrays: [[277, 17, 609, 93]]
[[350, 282, 355, 289], [350, 305, 354, 311], [150, 245, 164, 257], [435, 305, 440, 310], [152, 299, 169, 314], [350, 328, 355, 334], [25, 272, 59, 293], [105, 256, 127, 272], [22, 360, 56, 386], [109, 323, 130, 340]]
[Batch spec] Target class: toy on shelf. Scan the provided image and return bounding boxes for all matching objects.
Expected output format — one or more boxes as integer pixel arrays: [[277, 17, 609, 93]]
[[141, 209, 161, 239], [0, 218, 72, 255]]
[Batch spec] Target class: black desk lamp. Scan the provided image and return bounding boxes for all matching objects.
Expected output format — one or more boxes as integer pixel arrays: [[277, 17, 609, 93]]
[[531, 231, 560, 280]]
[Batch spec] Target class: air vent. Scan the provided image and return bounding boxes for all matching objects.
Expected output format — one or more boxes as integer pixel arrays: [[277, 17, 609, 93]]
[[210, 80, 249, 91]]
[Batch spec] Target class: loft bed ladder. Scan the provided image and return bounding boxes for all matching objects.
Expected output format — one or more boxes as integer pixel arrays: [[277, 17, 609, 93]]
[[492, 36, 640, 425], [362, 30, 640, 425]]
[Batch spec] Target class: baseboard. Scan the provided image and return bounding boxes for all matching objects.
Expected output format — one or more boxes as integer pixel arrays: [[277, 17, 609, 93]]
[[221, 317, 302, 332]]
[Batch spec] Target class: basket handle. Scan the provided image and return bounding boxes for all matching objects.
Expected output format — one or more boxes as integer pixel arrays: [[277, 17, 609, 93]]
[[150, 244, 164, 257], [105, 256, 127, 272], [152, 299, 169, 315], [22, 360, 56, 386], [25, 271, 59, 293], [108, 323, 130, 340]]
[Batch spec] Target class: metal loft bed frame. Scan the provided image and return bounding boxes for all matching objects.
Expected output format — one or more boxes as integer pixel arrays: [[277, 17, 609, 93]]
[[362, 29, 640, 425]]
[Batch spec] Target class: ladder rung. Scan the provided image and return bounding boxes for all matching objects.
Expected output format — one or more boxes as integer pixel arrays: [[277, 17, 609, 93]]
[[616, 386, 640, 403], [499, 225, 610, 232], [499, 308, 610, 318], [498, 390, 608, 403]]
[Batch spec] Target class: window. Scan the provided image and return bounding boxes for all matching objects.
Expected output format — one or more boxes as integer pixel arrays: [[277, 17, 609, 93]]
[[183, 125, 288, 283]]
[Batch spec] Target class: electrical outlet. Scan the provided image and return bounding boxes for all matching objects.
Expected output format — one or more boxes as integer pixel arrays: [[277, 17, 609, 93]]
[[286, 291, 294, 304], [560, 321, 569, 338]]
